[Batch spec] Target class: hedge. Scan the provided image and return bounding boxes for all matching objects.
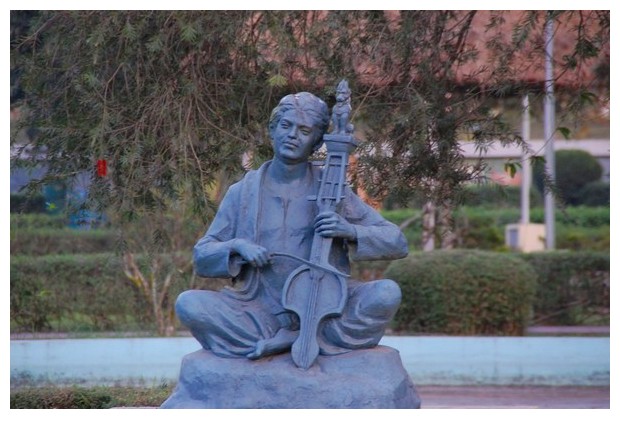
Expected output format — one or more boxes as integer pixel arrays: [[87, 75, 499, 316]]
[[10, 228, 117, 256], [460, 185, 544, 208], [10, 193, 47, 214], [518, 251, 610, 325], [381, 206, 609, 251], [10, 252, 226, 333], [10, 213, 69, 230], [384, 250, 536, 335], [576, 181, 609, 207]]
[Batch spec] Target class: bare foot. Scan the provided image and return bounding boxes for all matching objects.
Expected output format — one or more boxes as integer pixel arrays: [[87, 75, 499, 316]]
[[247, 340, 266, 360], [246, 329, 298, 360]]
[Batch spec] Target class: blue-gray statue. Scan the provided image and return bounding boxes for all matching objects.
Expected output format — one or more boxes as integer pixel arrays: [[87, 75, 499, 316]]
[[163, 81, 421, 408]]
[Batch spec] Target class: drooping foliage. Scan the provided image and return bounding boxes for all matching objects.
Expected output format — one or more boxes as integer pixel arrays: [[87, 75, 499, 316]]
[[12, 11, 609, 219]]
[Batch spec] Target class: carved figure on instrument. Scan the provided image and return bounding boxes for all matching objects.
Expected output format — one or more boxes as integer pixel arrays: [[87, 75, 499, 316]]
[[175, 86, 408, 368]]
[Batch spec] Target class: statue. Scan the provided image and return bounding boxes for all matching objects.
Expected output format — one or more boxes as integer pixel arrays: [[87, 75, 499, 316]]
[[162, 81, 421, 408], [331, 79, 354, 135]]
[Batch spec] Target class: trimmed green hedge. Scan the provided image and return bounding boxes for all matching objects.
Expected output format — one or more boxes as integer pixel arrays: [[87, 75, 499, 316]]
[[10, 228, 117, 255], [382, 206, 610, 251], [10, 252, 227, 333], [11, 253, 144, 332], [10, 193, 47, 214], [385, 250, 536, 335], [11, 213, 69, 230], [9, 252, 226, 333], [518, 251, 609, 325]]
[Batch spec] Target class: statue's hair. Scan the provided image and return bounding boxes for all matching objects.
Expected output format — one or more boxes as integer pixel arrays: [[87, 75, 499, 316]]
[[268, 92, 330, 151]]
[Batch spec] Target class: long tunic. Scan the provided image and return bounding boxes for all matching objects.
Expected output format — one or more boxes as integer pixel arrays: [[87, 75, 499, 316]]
[[177, 160, 408, 358]]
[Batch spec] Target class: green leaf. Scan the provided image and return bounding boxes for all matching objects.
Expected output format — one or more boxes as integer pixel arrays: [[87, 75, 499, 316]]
[[579, 91, 597, 105], [557, 127, 571, 140], [146, 35, 163, 53], [122, 21, 137, 41], [504, 161, 520, 178], [180, 24, 198, 43], [267, 74, 287, 88]]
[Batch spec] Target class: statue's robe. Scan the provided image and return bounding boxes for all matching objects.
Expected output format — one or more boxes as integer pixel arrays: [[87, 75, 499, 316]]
[[176, 160, 408, 358]]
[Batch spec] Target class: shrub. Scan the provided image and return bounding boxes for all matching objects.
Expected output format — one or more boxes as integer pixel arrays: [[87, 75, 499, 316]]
[[576, 181, 609, 206], [10, 228, 117, 255], [518, 251, 609, 325], [10, 193, 47, 213], [10, 252, 228, 334], [11, 213, 68, 229], [10, 385, 174, 408], [556, 225, 609, 252], [460, 184, 543, 208], [383, 206, 609, 251], [555, 149, 603, 205], [385, 250, 536, 335], [10, 387, 113, 409], [11, 253, 139, 332], [534, 149, 603, 205]]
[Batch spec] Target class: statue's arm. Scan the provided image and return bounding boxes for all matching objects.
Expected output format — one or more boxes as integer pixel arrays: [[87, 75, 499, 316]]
[[193, 184, 243, 278], [342, 188, 409, 261]]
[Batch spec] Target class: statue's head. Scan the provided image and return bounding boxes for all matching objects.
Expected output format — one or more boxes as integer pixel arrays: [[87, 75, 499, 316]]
[[335, 79, 351, 102], [269, 92, 330, 153]]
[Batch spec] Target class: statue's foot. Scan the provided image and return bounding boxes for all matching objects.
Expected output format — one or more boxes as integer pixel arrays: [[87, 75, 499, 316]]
[[246, 329, 298, 360], [247, 340, 266, 360]]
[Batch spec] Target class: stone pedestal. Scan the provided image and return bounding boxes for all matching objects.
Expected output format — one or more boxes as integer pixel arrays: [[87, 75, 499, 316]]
[[161, 345, 421, 409]]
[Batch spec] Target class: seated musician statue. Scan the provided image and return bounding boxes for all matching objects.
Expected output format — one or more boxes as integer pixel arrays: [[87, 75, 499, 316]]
[[175, 87, 408, 369]]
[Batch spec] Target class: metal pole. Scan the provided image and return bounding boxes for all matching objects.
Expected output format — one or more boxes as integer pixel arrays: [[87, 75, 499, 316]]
[[544, 13, 556, 249], [521, 94, 531, 224]]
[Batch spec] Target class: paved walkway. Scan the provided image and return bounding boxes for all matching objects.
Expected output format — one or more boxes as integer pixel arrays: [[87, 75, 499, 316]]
[[417, 385, 610, 408]]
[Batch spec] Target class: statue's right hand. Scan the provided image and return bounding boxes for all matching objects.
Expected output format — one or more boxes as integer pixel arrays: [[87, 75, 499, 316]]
[[232, 239, 270, 268]]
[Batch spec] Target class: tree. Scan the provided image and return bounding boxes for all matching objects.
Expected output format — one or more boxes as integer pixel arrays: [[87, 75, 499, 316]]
[[11, 11, 609, 332], [11, 11, 282, 335]]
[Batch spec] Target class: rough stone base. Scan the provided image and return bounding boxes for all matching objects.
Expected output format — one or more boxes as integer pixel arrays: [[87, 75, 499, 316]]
[[160, 345, 421, 409]]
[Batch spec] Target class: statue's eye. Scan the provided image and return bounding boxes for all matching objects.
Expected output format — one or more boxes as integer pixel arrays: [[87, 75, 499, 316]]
[[300, 127, 311, 136]]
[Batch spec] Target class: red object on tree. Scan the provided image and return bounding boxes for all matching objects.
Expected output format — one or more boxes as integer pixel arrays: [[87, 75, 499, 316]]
[[96, 159, 107, 177]]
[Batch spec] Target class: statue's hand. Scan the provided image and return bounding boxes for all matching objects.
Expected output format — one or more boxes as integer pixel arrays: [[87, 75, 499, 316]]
[[314, 211, 357, 241], [232, 239, 270, 267]]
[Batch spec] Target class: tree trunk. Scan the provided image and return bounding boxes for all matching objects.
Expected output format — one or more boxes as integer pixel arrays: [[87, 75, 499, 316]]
[[421, 201, 436, 252], [437, 200, 456, 250]]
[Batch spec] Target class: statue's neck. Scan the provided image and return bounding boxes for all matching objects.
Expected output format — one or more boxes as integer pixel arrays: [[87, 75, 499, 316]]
[[268, 158, 310, 184]]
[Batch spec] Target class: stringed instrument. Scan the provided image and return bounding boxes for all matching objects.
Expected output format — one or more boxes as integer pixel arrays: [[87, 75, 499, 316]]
[[282, 82, 357, 369]]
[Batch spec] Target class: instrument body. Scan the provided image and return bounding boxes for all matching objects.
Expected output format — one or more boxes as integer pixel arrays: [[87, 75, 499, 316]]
[[282, 135, 357, 369]]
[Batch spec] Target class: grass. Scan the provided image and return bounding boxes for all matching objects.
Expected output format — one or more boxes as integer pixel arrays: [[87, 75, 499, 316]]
[[10, 384, 175, 409]]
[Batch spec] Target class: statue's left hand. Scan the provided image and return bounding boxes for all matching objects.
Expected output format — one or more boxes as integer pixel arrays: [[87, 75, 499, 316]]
[[314, 211, 356, 241]]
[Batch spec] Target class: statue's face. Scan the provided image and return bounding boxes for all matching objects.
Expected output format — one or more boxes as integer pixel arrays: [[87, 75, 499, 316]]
[[336, 90, 349, 102], [272, 109, 321, 164]]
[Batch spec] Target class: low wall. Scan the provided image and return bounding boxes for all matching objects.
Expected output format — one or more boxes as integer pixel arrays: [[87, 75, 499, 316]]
[[10, 336, 609, 387]]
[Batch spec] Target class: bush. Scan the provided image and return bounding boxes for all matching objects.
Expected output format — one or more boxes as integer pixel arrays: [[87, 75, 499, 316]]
[[383, 206, 609, 251], [10, 385, 174, 408], [10, 228, 117, 255], [460, 184, 543, 208], [10, 387, 112, 409], [385, 250, 536, 335], [555, 149, 603, 205], [518, 251, 609, 325], [556, 225, 610, 252], [11, 253, 138, 332], [534, 149, 603, 205], [576, 181, 609, 206], [11, 213, 68, 229], [10, 252, 228, 334], [10, 193, 47, 213]]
